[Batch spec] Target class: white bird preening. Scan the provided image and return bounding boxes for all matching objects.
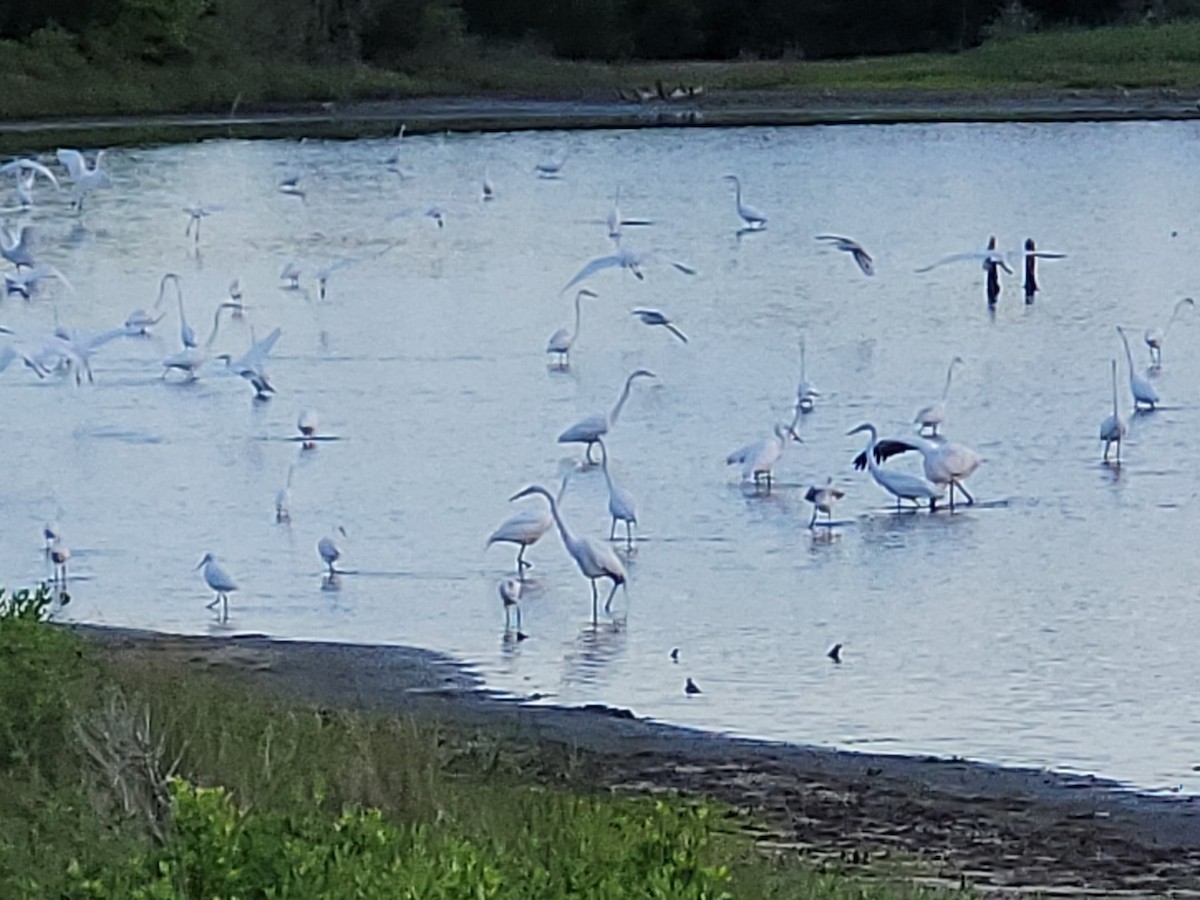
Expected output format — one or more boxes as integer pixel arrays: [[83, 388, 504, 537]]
[[848, 423, 944, 511], [1100, 358, 1128, 464], [487, 470, 571, 576], [318, 526, 347, 578], [183, 204, 223, 243], [914, 356, 964, 436], [726, 423, 799, 493], [631, 309, 688, 343], [561, 241, 695, 293], [805, 478, 846, 528], [722, 174, 767, 231], [509, 484, 627, 623], [57, 148, 112, 211], [597, 438, 638, 549], [196, 552, 238, 622], [796, 335, 820, 414], [558, 369, 656, 465], [275, 465, 294, 523], [1144, 297, 1193, 365], [1, 223, 36, 270], [161, 304, 235, 381], [815, 234, 874, 275], [547, 288, 597, 368], [858, 432, 982, 511], [125, 273, 178, 335], [1117, 326, 1159, 410]]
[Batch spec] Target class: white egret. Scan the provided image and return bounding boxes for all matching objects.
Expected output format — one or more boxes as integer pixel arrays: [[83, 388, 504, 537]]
[[561, 241, 695, 293], [488, 471, 571, 576], [726, 423, 799, 492], [5, 264, 72, 300], [509, 484, 627, 623], [558, 369, 656, 465], [1100, 359, 1128, 464], [722, 174, 767, 230], [1, 158, 59, 207], [805, 478, 846, 528], [547, 288, 597, 368], [0, 223, 36, 269], [847, 425, 943, 510], [917, 238, 1064, 275], [13, 170, 36, 208], [606, 186, 652, 239], [318, 526, 347, 577], [196, 552, 238, 621], [219, 326, 281, 399], [56, 148, 112, 211], [914, 356, 964, 436], [125, 273, 178, 335], [499, 578, 523, 631], [815, 234, 874, 275], [796, 335, 820, 413], [34, 326, 127, 384], [175, 280, 198, 349], [161, 304, 235, 381], [298, 409, 319, 448], [275, 466, 294, 523], [631, 309, 688, 343], [597, 438, 638, 549], [280, 261, 302, 289], [1144, 297, 1193, 365], [859, 432, 982, 511], [183, 204, 223, 242], [1117, 326, 1159, 410]]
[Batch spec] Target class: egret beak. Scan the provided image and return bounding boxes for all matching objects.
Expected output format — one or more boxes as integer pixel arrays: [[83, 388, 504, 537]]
[[194, 555, 209, 570], [790, 429, 803, 443]]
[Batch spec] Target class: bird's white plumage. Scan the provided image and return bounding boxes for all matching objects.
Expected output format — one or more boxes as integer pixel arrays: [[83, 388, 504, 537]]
[[914, 356, 964, 435], [1117, 326, 1159, 409]]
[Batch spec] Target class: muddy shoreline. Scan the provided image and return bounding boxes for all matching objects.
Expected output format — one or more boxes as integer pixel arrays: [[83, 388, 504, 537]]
[[74, 624, 1200, 897]]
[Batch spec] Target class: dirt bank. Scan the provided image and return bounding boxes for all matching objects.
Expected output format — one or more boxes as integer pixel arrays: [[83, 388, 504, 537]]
[[75, 625, 1200, 898]]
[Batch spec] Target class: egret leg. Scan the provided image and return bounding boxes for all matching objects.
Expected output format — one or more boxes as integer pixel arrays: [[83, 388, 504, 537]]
[[604, 578, 621, 613], [206, 594, 220, 610], [515, 604, 522, 631], [948, 483, 956, 512], [516, 545, 530, 574], [222, 593, 229, 622], [591, 580, 599, 624], [625, 520, 633, 550], [610, 518, 617, 541], [958, 482, 976, 506], [585, 443, 597, 466], [808, 508, 817, 529]]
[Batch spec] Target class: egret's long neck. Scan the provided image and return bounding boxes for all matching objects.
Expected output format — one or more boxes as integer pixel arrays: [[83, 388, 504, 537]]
[[610, 377, 635, 425], [600, 448, 615, 491], [1111, 363, 1119, 416], [204, 306, 224, 349], [1119, 330, 1134, 371], [941, 363, 956, 401], [571, 293, 582, 341], [544, 492, 575, 549]]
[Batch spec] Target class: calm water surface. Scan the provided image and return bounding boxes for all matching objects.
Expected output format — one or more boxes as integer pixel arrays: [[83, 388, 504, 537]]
[[4, 121, 1200, 792]]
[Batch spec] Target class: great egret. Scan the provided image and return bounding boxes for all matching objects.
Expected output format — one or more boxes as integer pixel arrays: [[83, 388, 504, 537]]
[[1100, 359, 1128, 464], [858, 432, 982, 511], [34, 326, 127, 384], [56, 149, 111, 211], [848, 424, 944, 510], [0, 223, 36, 270], [509, 484, 627, 623], [815, 234, 874, 275], [917, 238, 1065, 275], [196, 552, 238, 622], [1144, 297, 1193, 365], [318, 526, 347, 577], [914, 356, 964, 436], [722, 175, 767, 230], [162, 304, 235, 381], [499, 577, 523, 631], [219, 326, 282, 399], [558, 369, 656, 465], [275, 466, 294, 523], [561, 241, 695, 293], [631, 309, 688, 343], [487, 472, 570, 576], [125, 273, 178, 335], [805, 478, 845, 528], [726, 423, 799, 492], [597, 438, 638, 549], [547, 289, 597, 368], [183, 204, 223, 243], [4, 264, 72, 300], [796, 336, 820, 413], [1, 158, 59, 207], [1117, 326, 1159, 410], [175, 281, 198, 349]]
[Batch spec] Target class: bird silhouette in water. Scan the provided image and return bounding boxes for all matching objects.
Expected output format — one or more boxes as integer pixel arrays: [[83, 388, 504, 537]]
[[685, 677, 702, 695], [670, 647, 680, 662], [827, 643, 843, 664]]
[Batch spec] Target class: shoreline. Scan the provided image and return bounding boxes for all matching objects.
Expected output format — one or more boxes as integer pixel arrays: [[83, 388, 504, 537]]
[[75, 623, 1200, 896]]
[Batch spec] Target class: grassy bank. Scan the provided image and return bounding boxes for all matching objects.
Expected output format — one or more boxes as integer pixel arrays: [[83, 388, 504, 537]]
[[3, 23, 1200, 122], [0, 587, 953, 898]]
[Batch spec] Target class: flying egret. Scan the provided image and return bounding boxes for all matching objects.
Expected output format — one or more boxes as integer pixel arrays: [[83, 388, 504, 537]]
[[597, 438, 638, 549], [805, 478, 846, 528], [1144, 297, 1193, 365], [547, 288, 597, 368], [318, 526, 347, 577], [4, 264, 72, 300], [796, 335, 820, 413], [1, 223, 36, 270], [722, 175, 767, 230], [858, 433, 982, 511], [815, 234, 874, 275], [125, 273, 178, 335], [561, 241, 695, 293], [917, 239, 1064, 275], [56, 149, 111, 211], [726, 423, 799, 493], [1117, 326, 1159, 410], [499, 577, 523, 631], [161, 304, 235, 381], [33, 326, 127, 384], [196, 552, 238, 622], [218, 326, 281, 399], [509, 484, 627, 623], [558, 369, 656, 465], [631, 309, 688, 343], [1100, 359, 1128, 464], [848, 424, 945, 511], [183, 204, 223, 243], [1, 158, 59, 207], [275, 466, 294, 523], [914, 356, 964, 436]]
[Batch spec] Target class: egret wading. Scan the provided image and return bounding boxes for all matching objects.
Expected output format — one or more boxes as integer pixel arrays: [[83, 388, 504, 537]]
[[318, 527, 347, 577], [848, 423, 943, 511], [558, 369, 655, 465], [546, 289, 597, 368], [125, 273, 179, 335], [1100, 358, 1128, 464], [196, 552, 238, 622], [57, 148, 112, 211], [722, 174, 766, 230], [796, 335, 820, 413], [914, 356, 964, 436], [1144, 297, 1194, 365], [726, 423, 799, 493], [1117, 326, 1159, 410], [487, 472, 570, 577], [805, 478, 845, 528], [597, 438, 638, 549], [858, 433, 982, 511]]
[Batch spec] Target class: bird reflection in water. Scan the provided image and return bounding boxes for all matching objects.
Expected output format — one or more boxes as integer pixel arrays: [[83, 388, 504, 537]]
[[560, 622, 627, 689]]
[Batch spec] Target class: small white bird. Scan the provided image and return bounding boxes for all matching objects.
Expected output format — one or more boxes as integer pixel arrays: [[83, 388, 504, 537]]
[[57, 148, 112, 211], [1117, 326, 1159, 410], [914, 356, 964, 436], [275, 466, 294, 523], [499, 577, 523, 631], [298, 409, 319, 447], [1100, 358, 1128, 464], [558, 369, 656, 465], [318, 526, 347, 577], [726, 423, 799, 492], [1, 223, 36, 270], [1143, 297, 1193, 365], [722, 174, 767, 230], [605, 186, 652, 239], [796, 335, 820, 414], [196, 552, 238, 621], [280, 261, 302, 289], [546, 289, 597, 368], [815, 234, 874, 275], [805, 478, 846, 528], [597, 438, 638, 549], [631, 309, 688, 343]]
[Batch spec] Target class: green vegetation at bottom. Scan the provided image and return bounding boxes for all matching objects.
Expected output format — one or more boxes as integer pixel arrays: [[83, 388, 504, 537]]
[[0, 586, 954, 898]]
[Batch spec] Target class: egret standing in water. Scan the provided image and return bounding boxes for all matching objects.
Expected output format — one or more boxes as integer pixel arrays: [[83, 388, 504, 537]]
[[162, 304, 235, 381], [499, 578, 524, 633], [597, 438, 638, 549], [848, 423, 943, 511], [125, 273, 178, 336], [196, 552, 238, 622], [796, 335, 820, 414], [275, 466, 294, 523], [722, 175, 767, 231], [805, 478, 846, 528], [558, 369, 655, 465], [1144, 297, 1193, 365], [914, 356, 964, 436], [726, 423, 799, 493], [546, 289, 597, 368], [857, 433, 982, 511], [1100, 359, 1128, 464], [318, 527, 346, 579], [1117, 326, 1159, 410], [509, 484, 626, 623]]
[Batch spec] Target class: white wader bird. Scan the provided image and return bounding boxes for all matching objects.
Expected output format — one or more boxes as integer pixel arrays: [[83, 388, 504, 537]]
[[196, 552, 238, 622], [219, 326, 282, 399], [848, 423, 944, 510], [796, 335, 820, 413], [275, 466, 294, 523], [487, 472, 570, 576], [161, 304, 236, 381], [815, 234, 874, 275], [597, 438, 638, 549], [606, 186, 652, 239], [298, 409, 319, 447], [546, 289, 597, 368], [726, 423, 799, 493], [1100, 358, 1128, 464], [631, 309, 688, 343], [914, 356, 964, 436], [318, 526, 347, 577], [805, 478, 846, 528], [509, 484, 627, 623], [1, 158, 59, 208], [499, 577, 523, 631], [1117, 326, 1159, 410], [183, 204, 223, 243], [57, 148, 112, 211], [1144, 296, 1193, 365], [1, 223, 36, 269], [561, 241, 695, 293], [916, 239, 1065, 275], [858, 433, 982, 511], [125, 273, 178, 335], [558, 369, 656, 465], [722, 174, 767, 230]]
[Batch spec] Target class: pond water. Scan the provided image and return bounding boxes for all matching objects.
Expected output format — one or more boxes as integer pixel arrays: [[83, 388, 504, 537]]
[[4, 119, 1200, 793]]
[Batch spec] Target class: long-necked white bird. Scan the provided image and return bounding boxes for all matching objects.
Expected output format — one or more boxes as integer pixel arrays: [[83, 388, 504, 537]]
[[796, 335, 820, 413], [726, 423, 799, 492], [1, 158, 59, 207], [1100, 358, 1128, 464], [914, 356, 964, 436], [547, 288, 597, 367], [805, 477, 846, 528], [815, 234, 874, 275], [196, 552, 238, 621], [1117, 326, 1159, 410], [318, 526, 347, 577], [1144, 296, 1193, 365], [597, 438, 638, 549], [859, 433, 982, 510], [499, 577, 523, 631], [125, 273, 178, 335], [175, 280, 199, 349], [561, 241, 695, 293], [183, 204, 223, 243], [917, 238, 1065, 275], [162, 304, 235, 381], [509, 484, 627, 623], [57, 148, 112, 211], [848, 423, 943, 510], [631, 308, 688, 343], [558, 369, 656, 465], [487, 471, 571, 575], [1, 223, 36, 270], [722, 175, 767, 230]]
